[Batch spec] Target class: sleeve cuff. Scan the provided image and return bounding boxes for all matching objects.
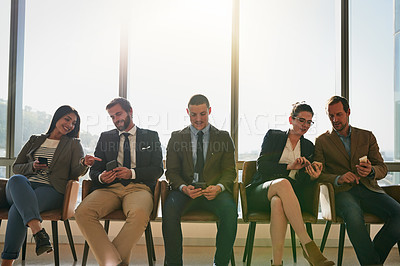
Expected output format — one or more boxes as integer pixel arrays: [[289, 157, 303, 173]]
[[334, 175, 342, 187], [217, 184, 225, 192], [131, 169, 136, 179], [367, 167, 375, 179], [179, 184, 186, 191], [98, 173, 105, 184]]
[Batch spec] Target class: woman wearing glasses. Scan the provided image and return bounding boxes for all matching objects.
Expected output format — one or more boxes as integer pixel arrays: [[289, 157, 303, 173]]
[[246, 102, 334, 266]]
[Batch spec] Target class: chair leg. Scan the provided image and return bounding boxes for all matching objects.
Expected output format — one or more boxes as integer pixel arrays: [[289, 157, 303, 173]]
[[320, 221, 332, 252], [82, 241, 90, 266], [246, 222, 256, 266], [242, 223, 252, 262], [290, 225, 297, 263], [145, 224, 154, 266], [52, 221, 60, 266], [147, 222, 156, 261], [306, 223, 313, 240], [22, 230, 27, 260], [338, 223, 346, 266], [104, 220, 110, 233], [64, 220, 77, 261]]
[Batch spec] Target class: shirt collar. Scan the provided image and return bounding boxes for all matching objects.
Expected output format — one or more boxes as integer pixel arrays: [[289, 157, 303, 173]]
[[335, 125, 352, 138], [118, 125, 137, 136], [189, 123, 211, 135]]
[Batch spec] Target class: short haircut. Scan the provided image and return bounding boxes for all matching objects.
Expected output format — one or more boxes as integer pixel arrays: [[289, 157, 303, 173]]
[[188, 94, 210, 108], [290, 102, 314, 118], [46, 105, 80, 138], [106, 97, 132, 114], [326, 96, 350, 113]]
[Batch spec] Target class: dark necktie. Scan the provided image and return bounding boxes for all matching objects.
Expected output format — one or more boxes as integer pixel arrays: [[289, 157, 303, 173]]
[[122, 133, 131, 186], [195, 131, 205, 182]]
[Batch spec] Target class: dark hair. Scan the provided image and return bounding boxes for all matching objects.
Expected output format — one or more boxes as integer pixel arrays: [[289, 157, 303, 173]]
[[46, 105, 80, 138], [290, 102, 314, 118], [326, 96, 350, 113], [188, 94, 210, 108], [106, 97, 132, 114]]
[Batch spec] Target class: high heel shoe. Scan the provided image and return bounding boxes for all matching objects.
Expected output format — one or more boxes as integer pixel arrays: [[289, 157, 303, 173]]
[[300, 241, 335, 266]]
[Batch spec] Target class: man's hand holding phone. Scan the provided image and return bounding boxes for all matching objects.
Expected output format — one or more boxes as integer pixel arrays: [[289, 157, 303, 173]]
[[100, 170, 117, 184], [356, 156, 372, 177], [182, 185, 203, 199], [202, 185, 221, 200]]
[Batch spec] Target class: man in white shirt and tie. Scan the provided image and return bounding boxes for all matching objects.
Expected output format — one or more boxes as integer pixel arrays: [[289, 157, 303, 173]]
[[75, 97, 163, 266]]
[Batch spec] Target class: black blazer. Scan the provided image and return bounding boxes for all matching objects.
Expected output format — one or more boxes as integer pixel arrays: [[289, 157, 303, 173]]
[[247, 129, 315, 190], [89, 127, 164, 192]]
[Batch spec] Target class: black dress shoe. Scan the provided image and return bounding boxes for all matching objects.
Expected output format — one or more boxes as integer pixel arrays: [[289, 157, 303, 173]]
[[33, 228, 53, 256]]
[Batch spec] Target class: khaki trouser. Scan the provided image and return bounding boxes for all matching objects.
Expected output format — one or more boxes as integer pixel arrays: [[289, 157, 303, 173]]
[[75, 183, 153, 266]]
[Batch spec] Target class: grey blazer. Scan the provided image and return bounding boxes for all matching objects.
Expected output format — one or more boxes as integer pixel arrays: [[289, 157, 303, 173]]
[[12, 134, 88, 194]]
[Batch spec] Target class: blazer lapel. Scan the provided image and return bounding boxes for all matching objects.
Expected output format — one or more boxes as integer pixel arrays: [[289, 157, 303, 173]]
[[111, 130, 121, 160], [350, 128, 359, 164], [27, 135, 47, 161], [329, 129, 350, 161], [182, 127, 194, 172], [50, 136, 69, 169], [205, 126, 216, 167]]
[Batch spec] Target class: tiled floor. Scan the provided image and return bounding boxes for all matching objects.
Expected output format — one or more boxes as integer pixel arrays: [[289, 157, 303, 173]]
[[3, 243, 400, 265]]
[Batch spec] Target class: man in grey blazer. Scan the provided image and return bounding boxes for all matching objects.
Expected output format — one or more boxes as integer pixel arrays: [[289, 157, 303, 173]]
[[75, 98, 163, 266], [162, 94, 237, 266], [314, 96, 400, 265]]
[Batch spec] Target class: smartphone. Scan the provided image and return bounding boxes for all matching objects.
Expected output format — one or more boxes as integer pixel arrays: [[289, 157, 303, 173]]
[[38, 157, 48, 166], [193, 182, 207, 189], [106, 160, 118, 172]]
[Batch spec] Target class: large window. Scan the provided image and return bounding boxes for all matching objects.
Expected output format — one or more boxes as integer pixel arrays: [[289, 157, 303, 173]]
[[127, 0, 232, 152], [0, 0, 11, 161], [17, 0, 122, 156], [238, 0, 337, 160], [349, 0, 394, 161]]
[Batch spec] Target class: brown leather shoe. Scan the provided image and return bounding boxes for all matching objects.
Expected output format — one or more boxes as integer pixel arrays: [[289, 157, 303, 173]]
[[301, 241, 335, 266]]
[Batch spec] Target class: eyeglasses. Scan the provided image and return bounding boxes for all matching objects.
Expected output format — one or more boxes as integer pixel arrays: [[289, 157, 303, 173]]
[[294, 117, 314, 126]]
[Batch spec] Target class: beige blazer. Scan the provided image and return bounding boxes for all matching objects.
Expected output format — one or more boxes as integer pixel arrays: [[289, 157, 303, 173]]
[[314, 127, 387, 194], [12, 134, 88, 194], [166, 125, 236, 194]]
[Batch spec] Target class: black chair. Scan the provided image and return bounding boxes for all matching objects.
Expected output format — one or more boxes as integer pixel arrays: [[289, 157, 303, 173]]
[[239, 161, 319, 266]]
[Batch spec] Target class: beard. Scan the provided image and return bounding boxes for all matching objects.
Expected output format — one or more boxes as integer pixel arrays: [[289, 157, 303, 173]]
[[116, 115, 131, 131], [333, 120, 348, 132]]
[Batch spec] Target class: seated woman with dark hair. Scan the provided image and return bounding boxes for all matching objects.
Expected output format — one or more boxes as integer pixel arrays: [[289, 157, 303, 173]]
[[246, 102, 334, 266], [1, 105, 100, 266]]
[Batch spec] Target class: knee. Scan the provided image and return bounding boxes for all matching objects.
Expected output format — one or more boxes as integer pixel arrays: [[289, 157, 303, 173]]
[[270, 196, 284, 213], [162, 197, 180, 219], [8, 174, 28, 187], [74, 202, 94, 223], [217, 200, 238, 221], [337, 205, 364, 225], [126, 207, 150, 224], [272, 178, 293, 192]]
